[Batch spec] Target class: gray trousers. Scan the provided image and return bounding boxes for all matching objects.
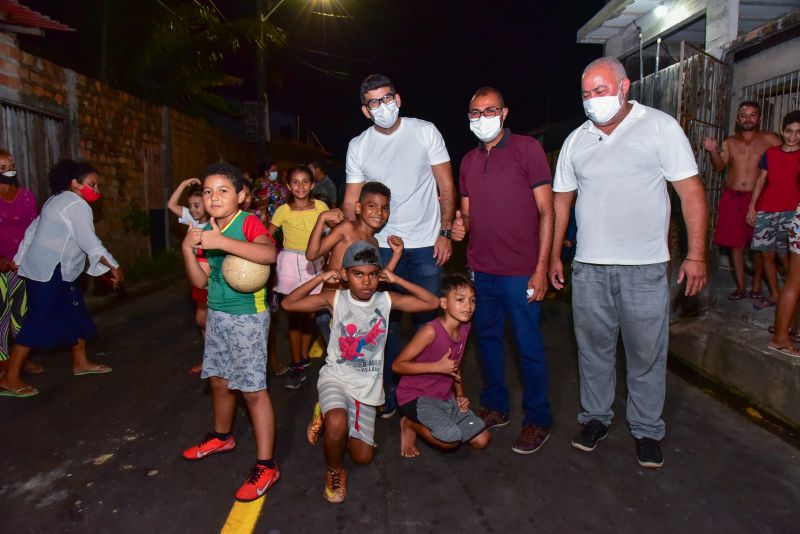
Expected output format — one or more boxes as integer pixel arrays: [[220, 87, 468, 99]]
[[571, 262, 669, 440]]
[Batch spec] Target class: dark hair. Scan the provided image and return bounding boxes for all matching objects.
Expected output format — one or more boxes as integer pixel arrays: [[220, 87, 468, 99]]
[[360, 74, 396, 104], [308, 159, 326, 173], [287, 165, 313, 183], [0, 148, 10, 159], [48, 159, 98, 194], [471, 86, 505, 109], [187, 185, 203, 199], [352, 247, 380, 266], [441, 273, 475, 296], [359, 181, 391, 202], [738, 101, 761, 113], [242, 178, 253, 192], [257, 160, 276, 176], [201, 162, 245, 192], [782, 110, 800, 130]]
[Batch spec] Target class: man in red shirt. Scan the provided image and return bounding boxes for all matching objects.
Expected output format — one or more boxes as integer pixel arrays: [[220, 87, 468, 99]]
[[453, 87, 554, 455]]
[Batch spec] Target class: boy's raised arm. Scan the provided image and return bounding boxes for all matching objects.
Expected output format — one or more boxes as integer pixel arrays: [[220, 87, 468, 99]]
[[391, 325, 459, 378], [384, 235, 404, 272], [167, 178, 200, 217], [306, 209, 346, 261], [182, 226, 210, 288], [382, 270, 439, 313], [281, 271, 338, 313]]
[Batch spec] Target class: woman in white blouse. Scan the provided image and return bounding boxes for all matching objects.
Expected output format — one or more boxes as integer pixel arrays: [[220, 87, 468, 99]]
[[0, 160, 124, 398]]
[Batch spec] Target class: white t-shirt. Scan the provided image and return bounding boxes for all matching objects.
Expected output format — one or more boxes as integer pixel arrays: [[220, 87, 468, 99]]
[[346, 117, 450, 248], [552, 101, 698, 265]]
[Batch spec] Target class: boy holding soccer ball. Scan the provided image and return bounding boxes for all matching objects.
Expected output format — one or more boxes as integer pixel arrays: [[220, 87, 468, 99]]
[[180, 162, 280, 502]]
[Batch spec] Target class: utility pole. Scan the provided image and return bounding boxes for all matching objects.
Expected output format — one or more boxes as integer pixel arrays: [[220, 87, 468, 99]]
[[255, 0, 269, 161]]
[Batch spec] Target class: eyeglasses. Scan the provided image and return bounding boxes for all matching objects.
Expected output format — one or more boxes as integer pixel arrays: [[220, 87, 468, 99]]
[[364, 93, 396, 110], [468, 107, 503, 121]]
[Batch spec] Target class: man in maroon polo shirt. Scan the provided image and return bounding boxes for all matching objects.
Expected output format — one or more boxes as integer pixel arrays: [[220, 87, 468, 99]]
[[452, 86, 554, 455]]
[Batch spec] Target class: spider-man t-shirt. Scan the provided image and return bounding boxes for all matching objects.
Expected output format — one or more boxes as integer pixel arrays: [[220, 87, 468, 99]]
[[318, 289, 392, 405]]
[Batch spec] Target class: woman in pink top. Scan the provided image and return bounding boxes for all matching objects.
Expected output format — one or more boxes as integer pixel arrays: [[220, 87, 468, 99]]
[[0, 149, 39, 381], [392, 274, 491, 458]]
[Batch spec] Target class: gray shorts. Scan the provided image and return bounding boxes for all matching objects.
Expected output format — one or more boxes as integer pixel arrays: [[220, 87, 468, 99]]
[[400, 396, 485, 444], [752, 211, 794, 254], [317, 376, 376, 446], [202, 309, 269, 392]]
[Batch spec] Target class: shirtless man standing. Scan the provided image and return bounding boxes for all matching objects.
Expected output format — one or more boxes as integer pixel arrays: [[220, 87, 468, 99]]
[[703, 101, 781, 300]]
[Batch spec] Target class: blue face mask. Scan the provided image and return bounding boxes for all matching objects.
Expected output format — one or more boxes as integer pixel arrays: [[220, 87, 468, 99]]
[[268, 171, 279, 181]]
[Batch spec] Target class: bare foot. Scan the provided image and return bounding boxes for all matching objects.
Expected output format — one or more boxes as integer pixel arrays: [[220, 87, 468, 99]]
[[400, 416, 420, 458]]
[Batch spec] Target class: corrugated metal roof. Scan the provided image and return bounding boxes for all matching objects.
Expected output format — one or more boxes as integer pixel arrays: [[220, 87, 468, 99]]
[[578, 0, 800, 44], [0, 0, 73, 32]]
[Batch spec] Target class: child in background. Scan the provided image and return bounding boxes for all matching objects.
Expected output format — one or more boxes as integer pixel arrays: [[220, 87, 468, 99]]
[[254, 161, 287, 226], [392, 273, 490, 458], [305, 182, 404, 347], [746, 110, 800, 310], [167, 178, 209, 375], [181, 162, 280, 502], [281, 241, 439, 503], [269, 166, 328, 389]]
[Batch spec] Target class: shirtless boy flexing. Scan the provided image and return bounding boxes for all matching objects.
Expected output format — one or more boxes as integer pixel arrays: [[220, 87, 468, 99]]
[[703, 101, 781, 300]]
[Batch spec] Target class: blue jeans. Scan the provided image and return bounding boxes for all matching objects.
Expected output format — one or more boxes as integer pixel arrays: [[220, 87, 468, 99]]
[[379, 246, 442, 410], [473, 272, 552, 428]]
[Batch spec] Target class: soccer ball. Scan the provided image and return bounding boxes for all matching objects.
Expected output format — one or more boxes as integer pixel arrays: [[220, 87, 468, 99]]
[[222, 255, 270, 293]]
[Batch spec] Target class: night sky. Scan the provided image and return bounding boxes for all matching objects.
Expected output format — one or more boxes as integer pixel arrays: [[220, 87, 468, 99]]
[[19, 0, 605, 171]]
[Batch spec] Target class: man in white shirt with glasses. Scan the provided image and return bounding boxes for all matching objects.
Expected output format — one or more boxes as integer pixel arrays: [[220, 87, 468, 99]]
[[343, 74, 457, 417]]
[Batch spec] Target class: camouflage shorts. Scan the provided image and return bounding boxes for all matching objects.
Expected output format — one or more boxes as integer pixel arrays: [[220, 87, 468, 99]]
[[202, 309, 269, 392], [790, 205, 800, 255], [751, 210, 794, 254]]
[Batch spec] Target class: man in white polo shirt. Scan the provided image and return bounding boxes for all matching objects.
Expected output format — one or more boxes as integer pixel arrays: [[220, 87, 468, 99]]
[[343, 74, 457, 417], [549, 57, 708, 468]]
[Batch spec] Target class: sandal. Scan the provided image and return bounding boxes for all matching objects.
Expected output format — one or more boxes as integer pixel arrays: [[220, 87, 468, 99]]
[[768, 342, 800, 358], [73, 364, 112, 376], [0, 384, 39, 398], [747, 290, 763, 299], [753, 298, 777, 310], [24, 361, 44, 374], [727, 291, 746, 301]]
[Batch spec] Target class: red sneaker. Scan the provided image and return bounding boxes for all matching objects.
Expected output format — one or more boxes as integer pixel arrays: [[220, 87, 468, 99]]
[[182, 433, 236, 461], [236, 463, 281, 501]]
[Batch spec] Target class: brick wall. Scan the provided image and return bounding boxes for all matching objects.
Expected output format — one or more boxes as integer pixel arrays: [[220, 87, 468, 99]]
[[0, 31, 258, 269]]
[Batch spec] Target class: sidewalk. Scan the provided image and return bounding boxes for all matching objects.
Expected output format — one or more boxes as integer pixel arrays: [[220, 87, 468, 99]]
[[669, 262, 800, 432]]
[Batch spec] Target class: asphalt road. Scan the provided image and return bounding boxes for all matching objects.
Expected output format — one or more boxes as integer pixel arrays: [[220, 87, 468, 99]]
[[2, 282, 799, 533]]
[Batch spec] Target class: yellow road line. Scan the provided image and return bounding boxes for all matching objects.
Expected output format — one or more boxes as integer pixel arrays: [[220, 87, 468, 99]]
[[220, 498, 266, 534]]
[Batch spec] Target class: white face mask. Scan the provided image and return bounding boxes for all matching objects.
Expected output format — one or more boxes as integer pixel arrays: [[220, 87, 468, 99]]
[[370, 100, 399, 129], [469, 115, 503, 142], [583, 84, 624, 125], [1, 170, 16, 178], [268, 171, 278, 181]]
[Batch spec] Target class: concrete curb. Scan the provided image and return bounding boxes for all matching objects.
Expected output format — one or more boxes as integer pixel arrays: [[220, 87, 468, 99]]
[[670, 311, 800, 432]]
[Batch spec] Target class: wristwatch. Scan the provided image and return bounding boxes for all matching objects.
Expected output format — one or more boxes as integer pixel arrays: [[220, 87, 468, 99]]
[[439, 229, 452, 239]]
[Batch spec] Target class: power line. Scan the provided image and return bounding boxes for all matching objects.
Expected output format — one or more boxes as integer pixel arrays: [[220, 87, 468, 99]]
[[309, 0, 499, 20], [155, 0, 183, 21]]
